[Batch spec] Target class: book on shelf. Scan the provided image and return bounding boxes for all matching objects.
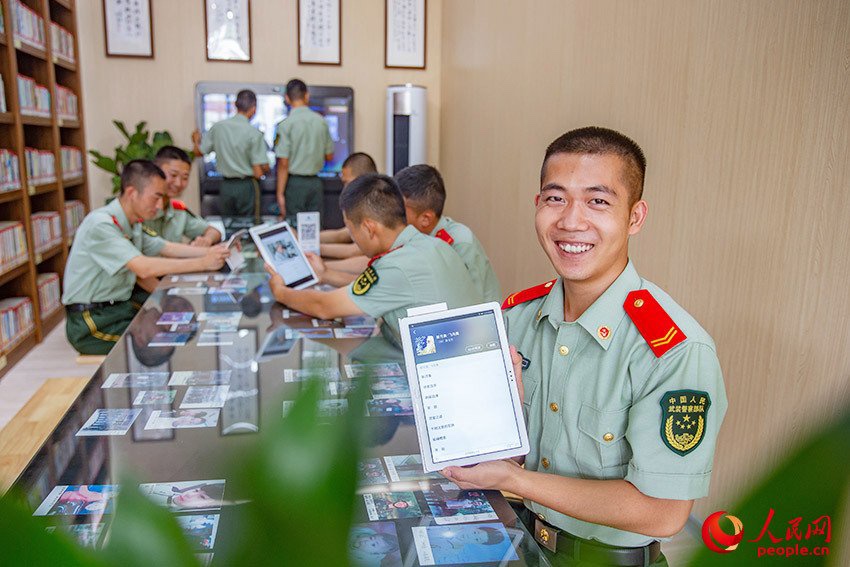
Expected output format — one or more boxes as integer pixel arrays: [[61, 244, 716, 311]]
[[55, 86, 78, 121], [61, 146, 83, 179], [0, 296, 34, 349], [17, 75, 51, 117], [31, 211, 62, 253], [37, 272, 61, 318], [11, 0, 45, 51], [24, 148, 56, 185], [0, 149, 21, 192], [50, 21, 75, 63], [0, 220, 28, 271], [64, 200, 85, 238], [0, 74, 6, 113]]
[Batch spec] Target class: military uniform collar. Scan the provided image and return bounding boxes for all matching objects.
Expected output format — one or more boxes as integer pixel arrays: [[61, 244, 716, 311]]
[[288, 105, 310, 116], [429, 216, 449, 237], [105, 197, 133, 236], [392, 224, 420, 248], [233, 113, 250, 124], [536, 260, 642, 350]]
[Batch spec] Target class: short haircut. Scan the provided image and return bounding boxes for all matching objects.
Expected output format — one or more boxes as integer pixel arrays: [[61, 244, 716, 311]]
[[542, 126, 647, 203], [395, 164, 446, 217], [120, 160, 165, 195], [339, 174, 407, 228], [341, 152, 377, 177], [286, 79, 308, 102], [154, 145, 191, 166], [235, 89, 257, 112]]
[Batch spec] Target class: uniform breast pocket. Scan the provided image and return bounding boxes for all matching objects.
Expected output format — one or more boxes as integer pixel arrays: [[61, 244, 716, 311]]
[[575, 403, 631, 479]]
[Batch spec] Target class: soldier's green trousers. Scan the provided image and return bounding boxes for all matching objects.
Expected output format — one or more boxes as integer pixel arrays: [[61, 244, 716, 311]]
[[65, 287, 149, 355], [220, 178, 260, 219], [284, 175, 323, 226]]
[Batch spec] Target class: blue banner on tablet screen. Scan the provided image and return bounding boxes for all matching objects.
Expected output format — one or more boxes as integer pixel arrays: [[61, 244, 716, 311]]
[[259, 225, 314, 287], [410, 310, 501, 363]]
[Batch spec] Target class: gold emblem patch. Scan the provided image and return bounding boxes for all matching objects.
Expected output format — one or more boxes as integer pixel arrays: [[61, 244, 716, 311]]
[[352, 267, 379, 296], [142, 225, 158, 237], [661, 390, 711, 456]]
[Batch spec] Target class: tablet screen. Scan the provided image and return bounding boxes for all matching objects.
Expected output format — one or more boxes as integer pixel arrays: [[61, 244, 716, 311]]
[[256, 225, 314, 288], [407, 309, 524, 465]]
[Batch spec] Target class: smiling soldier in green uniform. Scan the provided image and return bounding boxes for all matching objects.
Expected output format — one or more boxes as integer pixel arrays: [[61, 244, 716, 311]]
[[265, 174, 483, 344], [144, 146, 221, 245], [192, 89, 270, 219], [274, 79, 334, 225], [441, 127, 728, 566], [62, 160, 229, 355]]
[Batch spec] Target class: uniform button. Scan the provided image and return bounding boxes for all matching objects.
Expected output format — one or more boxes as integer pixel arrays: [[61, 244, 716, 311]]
[[549, 402, 559, 412], [541, 457, 550, 469], [603, 433, 614, 442], [633, 298, 644, 308], [537, 513, 546, 521], [536, 308, 542, 322], [558, 345, 569, 356]]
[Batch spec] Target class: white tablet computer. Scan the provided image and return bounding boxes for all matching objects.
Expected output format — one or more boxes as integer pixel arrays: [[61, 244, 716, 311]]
[[249, 221, 318, 290], [399, 302, 529, 473]]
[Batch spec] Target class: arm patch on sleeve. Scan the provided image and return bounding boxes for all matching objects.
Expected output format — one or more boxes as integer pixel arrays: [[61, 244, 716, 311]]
[[660, 390, 711, 456], [352, 267, 379, 296]]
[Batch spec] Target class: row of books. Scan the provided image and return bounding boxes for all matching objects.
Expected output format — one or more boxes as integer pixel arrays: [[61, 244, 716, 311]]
[[17, 74, 50, 117], [11, 0, 46, 51], [0, 74, 6, 113], [50, 22, 75, 63], [65, 200, 85, 237], [37, 272, 60, 318], [31, 211, 62, 253], [0, 296, 34, 350], [0, 221, 28, 273], [0, 149, 21, 193], [55, 86, 78, 121], [60, 146, 82, 179], [25, 147, 56, 185]]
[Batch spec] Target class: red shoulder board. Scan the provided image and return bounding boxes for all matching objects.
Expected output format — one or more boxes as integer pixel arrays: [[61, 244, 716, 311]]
[[367, 245, 403, 267], [171, 199, 187, 211], [502, 279, 557, 309], [435, 229, 454, 246], [624, 289, 687, 357], [111, 216, 121, 228]]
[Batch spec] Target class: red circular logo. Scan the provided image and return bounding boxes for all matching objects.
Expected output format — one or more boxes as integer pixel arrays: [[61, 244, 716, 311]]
[[702, 511, 744, 553]]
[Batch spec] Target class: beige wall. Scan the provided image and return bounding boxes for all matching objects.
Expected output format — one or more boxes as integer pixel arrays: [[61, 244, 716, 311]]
[[77, 0, 442, 208], [440, 0, 850, 516]]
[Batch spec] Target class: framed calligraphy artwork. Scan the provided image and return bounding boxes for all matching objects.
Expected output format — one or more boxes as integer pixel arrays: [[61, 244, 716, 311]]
[[297, 0, 341, 65], [103, 0, 154, 58], [385, 0, 426, 69], [205, 0, 252, 62]]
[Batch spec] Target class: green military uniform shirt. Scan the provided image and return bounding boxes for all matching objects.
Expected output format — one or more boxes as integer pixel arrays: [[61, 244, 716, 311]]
[[62, 198, 167, 305], [348, 225, 484, 343], [273, 106, 334, 175], [143, 199, 211, 243], [431, 216, 501, 303], [504, 261, 727, 547], [200, 114, 268, 178]]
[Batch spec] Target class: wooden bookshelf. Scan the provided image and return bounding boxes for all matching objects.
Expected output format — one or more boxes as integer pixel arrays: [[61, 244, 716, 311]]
[[0, 0, 89, 380]]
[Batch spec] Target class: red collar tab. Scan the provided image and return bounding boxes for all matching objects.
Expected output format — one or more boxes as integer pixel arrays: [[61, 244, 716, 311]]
[[502, 279, 557, 309], [111, 215, 121, 228], [368, 245, 403, 267], [171, 199, 187, 211], [624, 289, 687, 357], [435, 228, 454, 245]]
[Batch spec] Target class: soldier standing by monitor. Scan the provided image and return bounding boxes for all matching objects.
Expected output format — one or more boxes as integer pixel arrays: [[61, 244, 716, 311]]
[[274, 79, 334, 225], [192, 89, 270, 219]]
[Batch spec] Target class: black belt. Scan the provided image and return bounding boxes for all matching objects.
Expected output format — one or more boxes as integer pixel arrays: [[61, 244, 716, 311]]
[[532, 515, 661, 566], [222, 176, 253, 181], [65, 301, 121, 312], [288, 174, 318, 178]]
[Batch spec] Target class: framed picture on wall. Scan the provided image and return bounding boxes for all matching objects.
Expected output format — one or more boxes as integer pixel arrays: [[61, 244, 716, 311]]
[[297, 0, 342, 65], [204, 0, 252, 62], [385, 0, 426, 69], [102, 0, 154, 58]]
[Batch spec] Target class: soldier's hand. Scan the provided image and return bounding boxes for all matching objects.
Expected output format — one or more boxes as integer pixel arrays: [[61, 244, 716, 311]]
[[191, 235, 213, 247], [191, 130, 202, 145], [203, 244, 229, 270], [304, 252, 326, 280], [441, 459, 523, 491], [264, 263, 287, 301], [510, 345, 524, 403], [277, 197, 286, 220]]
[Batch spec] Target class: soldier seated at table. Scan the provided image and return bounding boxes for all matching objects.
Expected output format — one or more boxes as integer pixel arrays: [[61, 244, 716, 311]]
[[62, 160, 229, 355], [265, 173, 484, 343], [144, 146, 221, 246]]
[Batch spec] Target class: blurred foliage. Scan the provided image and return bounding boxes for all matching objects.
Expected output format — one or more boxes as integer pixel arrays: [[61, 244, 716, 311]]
[[0, 377, 368, 566], [687, 407, 849, 567], [88, 121, 191, 195]]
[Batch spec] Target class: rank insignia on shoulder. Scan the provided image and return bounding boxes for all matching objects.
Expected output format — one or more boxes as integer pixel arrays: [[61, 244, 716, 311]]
[[502, 279, 557, 309], [352, 267, 379, 296], [142, 225, 158, 237], [434, 229, 454, 245], [661, 390, 710, 456], [624, 289, 686, 357], [171, 199, 187, 211]]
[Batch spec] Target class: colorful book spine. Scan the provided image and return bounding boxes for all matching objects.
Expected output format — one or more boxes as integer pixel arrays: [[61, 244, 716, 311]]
[[11, 0, 45, 50], [24, 148, 56, 185], [17, 74, 51, 117], [37, 272, 61, 318], [0, 74, 6, 113], [60, 146, 82, 179], [0, 296, 34, 349], [64, 200, 85, 238], [31, 211, 62, 253], [49, 22, 74, 63], [55, 86, 77, 120], [0, 220, 28, 272], [0, 149, 21, 192]]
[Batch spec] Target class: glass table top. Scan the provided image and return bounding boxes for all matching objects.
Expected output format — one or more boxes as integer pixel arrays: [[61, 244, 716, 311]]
[[11, 262, 548, 565]]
